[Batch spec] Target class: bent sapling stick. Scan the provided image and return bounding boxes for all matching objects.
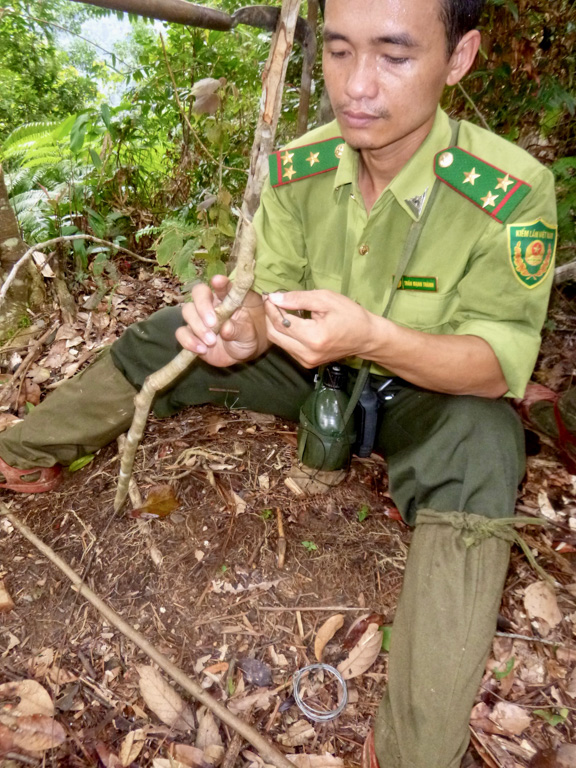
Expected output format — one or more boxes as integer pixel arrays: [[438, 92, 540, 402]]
[[115, 0, 303, 512], [114, 225, 256, 511]]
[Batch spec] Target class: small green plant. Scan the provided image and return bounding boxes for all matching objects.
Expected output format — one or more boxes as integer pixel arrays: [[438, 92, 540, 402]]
[[381, 626, 392, 652], [534, 708, 569, 727], [260, 508, 273, 521], [220, 564, 228, 573], [301, 540, 318, 553], [492, 657, 515, 680], [357, 504, 370, 523]]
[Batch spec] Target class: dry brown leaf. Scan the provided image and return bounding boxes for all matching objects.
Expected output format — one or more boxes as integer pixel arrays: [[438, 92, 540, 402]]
[[0, 680, 54, 717], [172, 743, 210, 768], [153, 759, 189, 768], [278, 719, 315, 747], [337, 622, 382, 680], [95, 741, 123, 768], [529, 744, 576, 768], [287, 754, 344, 768], [566, 667, 576, 699], [314, 614, 344, 662], [195, 709, 223, 750], [28, 648, 54, 679], [138, 666, 195, 730], [119, 729, 146, 766], [489, 702, 531, 736], [232, 492, 247, 515], [227, 689, 273, 715], [0, 713, 67, 753], [524, 581, 562, 634], [130, 486, 181, 520], [537, 489, 559, 521], [204, 745, 225, 766], [0, 579, 14, 613], [0, 413, 21, 433]]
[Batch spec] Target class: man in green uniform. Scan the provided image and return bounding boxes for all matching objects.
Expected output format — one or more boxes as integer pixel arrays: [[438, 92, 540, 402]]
[[0, 0, 557, 765]]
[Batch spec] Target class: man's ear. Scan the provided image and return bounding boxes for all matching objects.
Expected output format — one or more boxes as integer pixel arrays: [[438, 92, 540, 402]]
[[446, 29, 481, 86]]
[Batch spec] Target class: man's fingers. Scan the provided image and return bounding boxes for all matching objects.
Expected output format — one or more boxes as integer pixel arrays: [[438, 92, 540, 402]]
[[267, 289, 326, 312], [210, 274, 232, 302]]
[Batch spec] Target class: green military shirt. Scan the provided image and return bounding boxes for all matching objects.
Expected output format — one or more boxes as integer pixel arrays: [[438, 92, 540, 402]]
[[252, 107, 557, 398]]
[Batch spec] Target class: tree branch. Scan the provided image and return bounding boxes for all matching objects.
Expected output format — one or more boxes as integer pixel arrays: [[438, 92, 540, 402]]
[[0, 234, 154, 307], [114, 0, 304, 512], [0, 504, 296, 768]]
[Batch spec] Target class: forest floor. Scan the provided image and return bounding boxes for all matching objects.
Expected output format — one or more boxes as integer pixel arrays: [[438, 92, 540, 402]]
[[0, 266, 575, 768]]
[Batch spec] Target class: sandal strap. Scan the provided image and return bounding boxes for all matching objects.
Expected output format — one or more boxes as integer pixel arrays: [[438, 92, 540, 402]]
[[0, 457, 61, 493]]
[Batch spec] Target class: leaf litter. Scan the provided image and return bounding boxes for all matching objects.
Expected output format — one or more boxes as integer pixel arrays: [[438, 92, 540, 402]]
[[0, 272, 575, 766]]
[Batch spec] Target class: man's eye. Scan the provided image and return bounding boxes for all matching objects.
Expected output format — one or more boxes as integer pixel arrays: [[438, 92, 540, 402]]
[[384, 55, 409, 65], [329, 50, 349, 59]]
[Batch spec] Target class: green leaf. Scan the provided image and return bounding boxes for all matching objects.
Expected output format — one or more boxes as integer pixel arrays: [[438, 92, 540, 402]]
[[68, 455, 95, 473], [155, 230, 183, 266], [206, 259, 227, 280], [260, 508, 273, 520], [217, 208, 236, 237], [381, 626, 392, 652], [357, 504, 370, 523], [301, 540, 318, 552], [492, 657, 515, 680], [100, 103, 112, 131], [89, 149, 102, 169], [534, 708, 569, 727], [25, 402, 35, 414]]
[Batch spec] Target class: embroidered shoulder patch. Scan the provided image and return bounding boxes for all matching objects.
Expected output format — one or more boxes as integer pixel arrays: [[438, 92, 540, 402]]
[[508, 220, 556, 288], [269, 136, 345, 188], [434, 147, 531, 223]]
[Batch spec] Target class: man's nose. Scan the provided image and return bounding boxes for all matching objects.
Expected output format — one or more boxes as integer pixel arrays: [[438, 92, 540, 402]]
[[345, 57, 380, 101]]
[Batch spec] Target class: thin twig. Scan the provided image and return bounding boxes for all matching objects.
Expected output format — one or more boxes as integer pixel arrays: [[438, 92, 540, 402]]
[[495, 630, 572, 648], [0, 235, 154, 306], [159, 33, 246, 175], [457, 82, 492, 132], [0, 505, 295, 768]]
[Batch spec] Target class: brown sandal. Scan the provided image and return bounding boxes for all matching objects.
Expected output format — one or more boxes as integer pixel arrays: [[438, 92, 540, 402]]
[[517, 383, 576, 473], [0, 457, 62, 493]]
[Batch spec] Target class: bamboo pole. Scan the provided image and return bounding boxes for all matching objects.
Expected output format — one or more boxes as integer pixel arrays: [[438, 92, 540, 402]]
[[114, 0, 304, 512]]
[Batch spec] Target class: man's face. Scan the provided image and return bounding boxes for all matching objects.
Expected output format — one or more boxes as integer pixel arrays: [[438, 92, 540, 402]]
[[322, 0, 461, 154]]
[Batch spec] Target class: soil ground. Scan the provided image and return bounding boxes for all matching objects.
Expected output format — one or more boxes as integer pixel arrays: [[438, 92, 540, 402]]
[[0, 269, 575, 768]]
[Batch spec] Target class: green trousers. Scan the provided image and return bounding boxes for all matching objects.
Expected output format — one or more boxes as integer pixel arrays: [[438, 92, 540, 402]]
[[0, 306, 525, 767]]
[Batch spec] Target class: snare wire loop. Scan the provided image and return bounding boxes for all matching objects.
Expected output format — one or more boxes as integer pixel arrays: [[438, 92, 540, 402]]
[[292, 663, 348, 722]]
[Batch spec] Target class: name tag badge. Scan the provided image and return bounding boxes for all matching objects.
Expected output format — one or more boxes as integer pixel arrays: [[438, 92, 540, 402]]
[[397, 276, 438, 292]]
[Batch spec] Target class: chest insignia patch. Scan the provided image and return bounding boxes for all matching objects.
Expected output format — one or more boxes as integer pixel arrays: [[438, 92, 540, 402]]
[[269, 136, 344, 187], [508, 219, 556, 288], [397, 276, 438, 292], [434, 147, 531, 223]]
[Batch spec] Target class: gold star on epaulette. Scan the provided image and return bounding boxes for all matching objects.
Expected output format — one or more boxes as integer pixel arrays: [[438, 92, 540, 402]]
[[281, 151, 294, 166], [496, 173, 514, 192], [306, 151, 320, 167], [283, 165, 296, 180], [481, 190, 499, 209], [463, 168, 480, 185]]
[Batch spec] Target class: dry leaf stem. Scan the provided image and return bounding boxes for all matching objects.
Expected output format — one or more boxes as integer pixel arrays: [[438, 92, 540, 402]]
[[0, 504, 296, 768]]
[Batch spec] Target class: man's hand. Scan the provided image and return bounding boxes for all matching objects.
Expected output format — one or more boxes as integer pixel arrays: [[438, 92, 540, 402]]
[[264, 289, 508, 398], [264, 289, 371, 367], [176, 276, 269, 368]]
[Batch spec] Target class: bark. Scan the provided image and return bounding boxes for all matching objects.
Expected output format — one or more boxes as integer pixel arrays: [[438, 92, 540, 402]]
[[69, 0, 232, 30], [296, 0, 319, 136], [0, 165, 44, 337]]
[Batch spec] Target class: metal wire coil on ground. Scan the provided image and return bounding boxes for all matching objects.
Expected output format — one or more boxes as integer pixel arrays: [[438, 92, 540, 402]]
[[292, 663, 348, 722]]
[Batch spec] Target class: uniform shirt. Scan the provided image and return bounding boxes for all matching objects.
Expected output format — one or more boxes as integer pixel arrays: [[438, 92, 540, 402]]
[[252, 107, 557, 397]]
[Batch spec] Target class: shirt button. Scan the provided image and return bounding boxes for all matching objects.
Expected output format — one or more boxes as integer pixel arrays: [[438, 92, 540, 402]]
[[358, 244, 369, 255]]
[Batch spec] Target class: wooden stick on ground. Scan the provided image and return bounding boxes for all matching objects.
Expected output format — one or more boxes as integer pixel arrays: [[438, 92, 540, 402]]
[[114, 0, 304, 512], [0, 504, 295, 768]]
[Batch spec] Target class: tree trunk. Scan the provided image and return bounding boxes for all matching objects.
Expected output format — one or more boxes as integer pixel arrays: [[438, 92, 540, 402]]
[[0, 165, 44, 336]]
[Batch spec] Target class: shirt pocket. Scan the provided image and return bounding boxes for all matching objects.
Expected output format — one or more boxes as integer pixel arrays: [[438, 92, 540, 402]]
[[388, 288, 459, 331]]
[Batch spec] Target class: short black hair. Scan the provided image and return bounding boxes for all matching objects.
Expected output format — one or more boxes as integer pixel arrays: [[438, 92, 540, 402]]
[[439, 0, 485, 55]]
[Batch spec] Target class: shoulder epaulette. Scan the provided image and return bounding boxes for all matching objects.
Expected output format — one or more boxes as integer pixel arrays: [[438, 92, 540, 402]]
[[434, 147, 531, 224], [269, 136, 345, 188]]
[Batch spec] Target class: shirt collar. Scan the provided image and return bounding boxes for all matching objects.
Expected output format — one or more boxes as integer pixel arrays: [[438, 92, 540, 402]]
[[333, 107, 453, 221]]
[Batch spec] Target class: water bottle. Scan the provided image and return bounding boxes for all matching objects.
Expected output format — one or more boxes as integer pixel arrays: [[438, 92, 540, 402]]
[[297, 364, 356, 471]]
